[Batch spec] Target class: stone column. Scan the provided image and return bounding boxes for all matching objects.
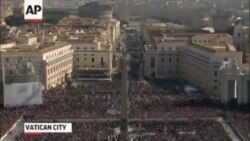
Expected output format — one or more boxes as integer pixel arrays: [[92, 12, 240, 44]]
[[220, 79, 228, 103], [238, 76, 249, 105]]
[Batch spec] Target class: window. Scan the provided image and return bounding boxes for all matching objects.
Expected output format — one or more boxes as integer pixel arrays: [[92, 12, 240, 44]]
[[84, 65, 87, 68], [176, 71, 179, 74], [214, 70, 218, 76], [76, 58, 79, 62], [224, 58, 228, 61], [169, 58, 172, 63], [92, 58, 95, 62], [77, 47, 79, 50], [84, 58, 87, 61], [92, 65, 94, 68], [150, 57, 155, 68], [214, 86, 217, 90], [169, 47, 172, 51], [177, 58, 179, 63], [92, 47, 94, 50], [101, 57, 104, 65], [77, 65, 79, 68], [84, 47, 87, 50], [168, 70, 172, 74], [214, 80, 217, 83], [5, 58, 9, 61], [161, 58, 164, 63], [18, 57, 22, 62], [150, 71, 155, 77], [92, 54, 94, 56]]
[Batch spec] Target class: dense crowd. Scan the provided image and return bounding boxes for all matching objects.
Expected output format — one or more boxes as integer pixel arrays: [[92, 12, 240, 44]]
[[15, 121, 120, 141], [129, 80, 224, 118], [15, 120, 232, 141], [0, 78, 249, 140], [143, 120, 231, 141], [0, 81, 121, 137]]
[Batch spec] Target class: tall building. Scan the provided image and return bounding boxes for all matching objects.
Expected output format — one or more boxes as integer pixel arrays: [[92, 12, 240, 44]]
[[70, 36, 113, 80], [143, 29, 243, 96], [57, 16, 120, 80], [0, 39, 74, 90]]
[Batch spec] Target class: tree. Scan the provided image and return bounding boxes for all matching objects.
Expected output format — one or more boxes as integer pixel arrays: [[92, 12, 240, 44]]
[[5, 14, 24, 26]]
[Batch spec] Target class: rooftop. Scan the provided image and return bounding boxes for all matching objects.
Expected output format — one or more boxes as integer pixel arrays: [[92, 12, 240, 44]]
[[38, 42, 70, 53], [1, 42, 71, 55], [189, 42, 237, 53], [153, 35, 189, 43]]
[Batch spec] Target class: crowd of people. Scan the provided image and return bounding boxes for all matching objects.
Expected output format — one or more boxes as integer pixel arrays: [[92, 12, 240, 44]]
[[0, 78, 249, 140], [15, 122, 120, 141], [15, 120, 231, 141], [143, 120, 231, 141], [129, 79, 224, 118]]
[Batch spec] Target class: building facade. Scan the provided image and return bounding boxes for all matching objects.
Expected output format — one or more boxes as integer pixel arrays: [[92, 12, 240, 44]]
[[57, 16, 120, 80], [0, 42, 74, 90], [143, 33, 243, 96], [71, 40, 113, 80], [220, 59, 249, 105]]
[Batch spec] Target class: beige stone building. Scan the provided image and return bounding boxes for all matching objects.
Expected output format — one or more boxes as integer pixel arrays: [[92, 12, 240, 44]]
[[143, 33, 243, 96], [0, 42, 74, 90], [68, 33, 113, 80], [57, 16, 120, 80], [220, 59, 249, 105], [57, 16, 120, 44]]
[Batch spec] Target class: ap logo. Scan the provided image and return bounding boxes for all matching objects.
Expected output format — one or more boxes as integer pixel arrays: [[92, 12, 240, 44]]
[[24, 0, 43, 23]]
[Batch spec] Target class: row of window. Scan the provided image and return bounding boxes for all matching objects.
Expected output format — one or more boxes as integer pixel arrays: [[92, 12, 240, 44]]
[[160, 58, 179, 63], [77, 65, 95, 68], [47, 60, 72, 74], [76, 46, 95, 50], [183, 59, 210, 75], [76, 57, 104, 64], [184, 48, 210, 60], [46, 48, 71, 60], [160, 47, 180, 51], [150, 57, 180, 68], [76, 54, 95, 56], [193, 40, 211, 43], [193, 39, 226, 45]]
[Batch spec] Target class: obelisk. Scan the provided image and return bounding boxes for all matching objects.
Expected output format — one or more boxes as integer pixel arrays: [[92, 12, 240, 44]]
[[120, 56, 128, 141]]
